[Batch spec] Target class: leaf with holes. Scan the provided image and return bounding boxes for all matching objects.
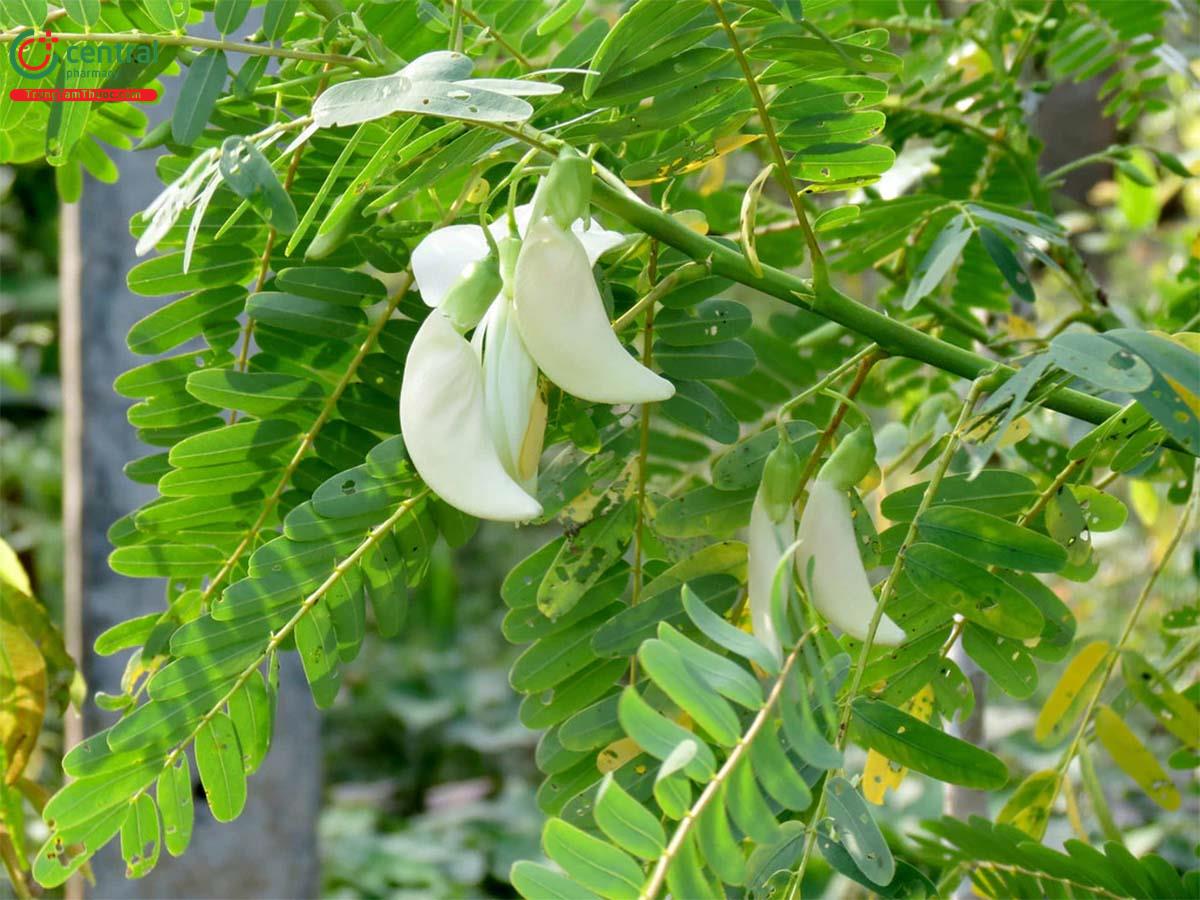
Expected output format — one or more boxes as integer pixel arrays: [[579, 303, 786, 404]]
[[194, 713, 246, 823]]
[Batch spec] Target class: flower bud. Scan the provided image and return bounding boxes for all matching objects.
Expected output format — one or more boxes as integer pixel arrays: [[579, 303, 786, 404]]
[[761, 437, 802, 524], [440, 251, 502, 333], [795, 480, 904, 645], [747, 490, 792, 665], [529, 146, 593, 230], [498, 235, 521, 297], [817, 424, 876, 491], [477, 295, 542, 493]]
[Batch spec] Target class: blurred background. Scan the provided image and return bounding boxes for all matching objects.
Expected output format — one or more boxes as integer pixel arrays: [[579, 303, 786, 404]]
[[1, 21, 1198, 900]]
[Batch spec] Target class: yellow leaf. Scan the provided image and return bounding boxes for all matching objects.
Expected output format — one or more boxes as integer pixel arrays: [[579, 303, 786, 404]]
[[862, 748, 903, 805], [671, 209, 709, 236], [1129, 481, 1159, 527], [0, 626, 47, 784], [1164, 374, 1200, 419], [967, 415, 1029, 448], [997, 769, 1059, 839], [597, 737, 640, 774], [0, 538, 32, 599], [1035, 640, 1110, 744], [1005, 314, 1038, 341], [465, 177, 489, 204], [1166, 331, 1200, 353], [1094, 705, 1180, 810], [696, 155, 726, 197], [1062, 774, 1089, 843], [862, 685, 933, 804]]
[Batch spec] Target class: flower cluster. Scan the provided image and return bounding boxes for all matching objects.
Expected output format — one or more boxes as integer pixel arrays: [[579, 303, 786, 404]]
[[749, 425, 905, 657], [400, 149, 674, 522]]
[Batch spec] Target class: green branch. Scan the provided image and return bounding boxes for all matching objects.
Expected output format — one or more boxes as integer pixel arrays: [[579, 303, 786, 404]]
[[487, 122, 1156, 443], [584, 173, 1165, 443]]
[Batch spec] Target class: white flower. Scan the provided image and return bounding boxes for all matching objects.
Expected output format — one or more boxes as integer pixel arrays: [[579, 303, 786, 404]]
[[404, 204, 673, 520], [398, 310, 542, 522], [411, 203, 623, 309]]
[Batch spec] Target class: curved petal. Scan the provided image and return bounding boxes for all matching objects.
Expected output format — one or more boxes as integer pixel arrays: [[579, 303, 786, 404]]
[[493, 204, 625, 264], [479, 296, 540, 493], [748, 492, 791, 664], [795, 481, 905, 645], [411, 224, 490, 308], [513, 217, 674, 404], [399, 312, 542, 522]]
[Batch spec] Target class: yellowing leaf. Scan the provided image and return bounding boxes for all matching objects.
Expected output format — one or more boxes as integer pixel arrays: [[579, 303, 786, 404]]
[[1094, 705, 1180, 810], [997, 769, 1059, 839], [625, 135, 760, 186], [597, 737, 640, 774], [1129, 481, 1159, 527], [1035, 640, 1110, 745], [1005, 314, 1038, 341], [0, 626, 47, 784], [1163, 374, 1200, 419], [0, 539, 32, 599], [696, 155, 726, 197], [739, 163, 774, 278], [862, 685, 933, 805], [967, 415, 1029, 448], [1062, 774, 1089, 843], [671, 209, 709, 235]]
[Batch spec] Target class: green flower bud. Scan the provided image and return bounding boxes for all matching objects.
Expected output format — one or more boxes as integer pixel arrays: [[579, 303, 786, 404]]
[[817, 424, 876, 491], [440, 252, 502, 333], [498, 235, 522, 298], [761, 437, 802, 524], [530, 146, 593, 229], [305, 205, 357, 260]]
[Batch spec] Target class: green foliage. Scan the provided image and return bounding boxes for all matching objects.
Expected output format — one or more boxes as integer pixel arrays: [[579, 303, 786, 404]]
[[5, 0, 1199, 896]]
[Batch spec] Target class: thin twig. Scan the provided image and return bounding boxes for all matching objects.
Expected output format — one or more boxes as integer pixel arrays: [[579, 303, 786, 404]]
[[1049, 461, 1200, 803], [0, 28, 378, 71], [710, 0, 824, 273], [611, 261, 709, 332], [788, 378, 989, 898], [640, 627, 819, 900]]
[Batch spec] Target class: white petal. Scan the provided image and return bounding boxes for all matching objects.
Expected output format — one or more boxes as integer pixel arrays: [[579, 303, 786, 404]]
[[411, 224, 490, 308], [399, 312, 542, 522], [572, 219, 626, 264], [480, 296, 539, 491], [748, 491, 791, 664], [513, 217, 674, 404], [795, 481, 905, 645], [491, 203, 625, 264]]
